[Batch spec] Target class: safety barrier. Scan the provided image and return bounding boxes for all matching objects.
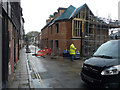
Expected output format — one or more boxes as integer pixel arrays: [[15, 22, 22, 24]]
[[36, 48, 51, 56]]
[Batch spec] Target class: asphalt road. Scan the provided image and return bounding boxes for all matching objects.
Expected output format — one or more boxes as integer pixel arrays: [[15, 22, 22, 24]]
[[26, 45, 90, 89]]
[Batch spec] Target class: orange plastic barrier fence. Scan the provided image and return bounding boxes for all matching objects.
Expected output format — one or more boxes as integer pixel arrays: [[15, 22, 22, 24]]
[[36, 48, 51, 56]]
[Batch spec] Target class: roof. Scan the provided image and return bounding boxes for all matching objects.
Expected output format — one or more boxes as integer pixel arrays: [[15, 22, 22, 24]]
[[41, 3, 94, 30], [50, 15, 54, 18], [54, 5, 76, 22], [54, 3, 94, 22], [41, 19, 54, 30], [70, 4, 85, 18], [71, 3, 94, 18], [57, 7, 67, 12]]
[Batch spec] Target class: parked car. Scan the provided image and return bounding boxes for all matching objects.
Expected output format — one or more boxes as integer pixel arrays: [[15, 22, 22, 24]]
[[81, 40, 120, 88]]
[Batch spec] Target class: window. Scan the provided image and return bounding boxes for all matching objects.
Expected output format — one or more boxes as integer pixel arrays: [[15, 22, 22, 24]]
[[56, 23, 59, 33], [94, 41, 120, 58], [72, 20, 82, 38], [55, 40, 59, 49]]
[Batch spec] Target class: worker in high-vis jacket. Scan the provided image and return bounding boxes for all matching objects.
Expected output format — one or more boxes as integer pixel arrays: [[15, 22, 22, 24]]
[[70, 43, 76, 61]]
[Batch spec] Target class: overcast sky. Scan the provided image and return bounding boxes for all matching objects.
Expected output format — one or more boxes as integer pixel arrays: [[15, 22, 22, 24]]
[[21, 0, 120, 34]]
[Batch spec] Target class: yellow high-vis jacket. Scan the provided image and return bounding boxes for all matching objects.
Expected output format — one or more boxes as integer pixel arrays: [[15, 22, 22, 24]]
[[70, 44, 76, 55]]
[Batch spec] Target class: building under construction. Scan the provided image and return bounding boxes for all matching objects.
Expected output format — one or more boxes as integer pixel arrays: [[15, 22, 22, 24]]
[[40, 4, 118, 57]]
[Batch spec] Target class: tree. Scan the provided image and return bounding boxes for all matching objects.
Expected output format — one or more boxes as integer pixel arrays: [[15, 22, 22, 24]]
[[25, 31, 40, 42]]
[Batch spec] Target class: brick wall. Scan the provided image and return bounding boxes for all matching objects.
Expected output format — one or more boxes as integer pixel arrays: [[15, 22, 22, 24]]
[[41, 20, 109, 56], [41, 20, 82, 55], [8, 20, 14, 83]]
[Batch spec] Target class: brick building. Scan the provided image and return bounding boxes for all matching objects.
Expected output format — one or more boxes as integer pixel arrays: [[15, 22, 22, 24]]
[[40, 4, 117, 57], [1, 1, 24, 88], [19, 17, 25, 49]]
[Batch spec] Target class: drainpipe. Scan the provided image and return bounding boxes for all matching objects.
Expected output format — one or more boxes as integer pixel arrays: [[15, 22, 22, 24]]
[[81, 32, 83, 57], [81, 21, 84, 57]]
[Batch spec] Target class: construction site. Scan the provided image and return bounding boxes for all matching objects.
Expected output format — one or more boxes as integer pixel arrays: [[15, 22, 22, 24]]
[[40, 4, 120, 58]]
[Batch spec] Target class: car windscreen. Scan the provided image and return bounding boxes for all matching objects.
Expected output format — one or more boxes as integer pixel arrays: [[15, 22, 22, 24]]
[[93, 40, 120, 58]]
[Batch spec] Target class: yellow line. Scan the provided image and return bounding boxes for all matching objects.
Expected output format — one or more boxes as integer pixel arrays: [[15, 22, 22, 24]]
[[34, 71, 39, 79], [34, 69, 41, 81], [36, 71, 41, 82], [29, 59, 42, 84]]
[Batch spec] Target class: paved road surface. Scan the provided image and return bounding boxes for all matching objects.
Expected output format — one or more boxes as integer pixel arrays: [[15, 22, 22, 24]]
[[26, 45, 90, 88]]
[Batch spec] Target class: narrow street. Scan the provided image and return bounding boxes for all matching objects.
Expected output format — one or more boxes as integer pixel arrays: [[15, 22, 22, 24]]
[[25, 45, 88, 88], [1, 1, 120, 89]]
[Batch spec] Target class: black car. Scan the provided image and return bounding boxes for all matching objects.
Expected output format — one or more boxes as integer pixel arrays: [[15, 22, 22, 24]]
[[81, 40, 120, 88]]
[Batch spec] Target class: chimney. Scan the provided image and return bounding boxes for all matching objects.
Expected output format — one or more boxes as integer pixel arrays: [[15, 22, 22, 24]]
[[118, 1, 120, 21], [49, 15, 54, 20], [54, 12, 58, 19], [46, 15, 54, 24], [57, 7, 67, 16]]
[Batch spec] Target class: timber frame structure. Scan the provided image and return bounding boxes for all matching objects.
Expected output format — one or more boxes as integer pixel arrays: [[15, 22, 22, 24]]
[[71, 5, 118, 57]]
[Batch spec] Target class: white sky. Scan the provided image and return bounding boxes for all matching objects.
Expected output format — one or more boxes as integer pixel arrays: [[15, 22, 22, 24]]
[[21, 0, 120, 34]]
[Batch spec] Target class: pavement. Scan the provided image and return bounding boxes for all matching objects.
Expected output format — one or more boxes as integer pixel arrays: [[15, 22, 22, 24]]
[[8, 47, 33, 89]]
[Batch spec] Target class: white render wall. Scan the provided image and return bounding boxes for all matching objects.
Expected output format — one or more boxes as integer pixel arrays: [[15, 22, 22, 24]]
[[118, 1, 120, 21]]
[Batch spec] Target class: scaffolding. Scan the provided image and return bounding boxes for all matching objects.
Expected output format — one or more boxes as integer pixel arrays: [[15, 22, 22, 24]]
[[71, 6, 113, 57], [84, 18, 109, 57]]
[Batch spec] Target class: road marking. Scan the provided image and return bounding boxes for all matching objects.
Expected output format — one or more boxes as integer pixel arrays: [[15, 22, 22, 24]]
[[29, 58, 43, 86]]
